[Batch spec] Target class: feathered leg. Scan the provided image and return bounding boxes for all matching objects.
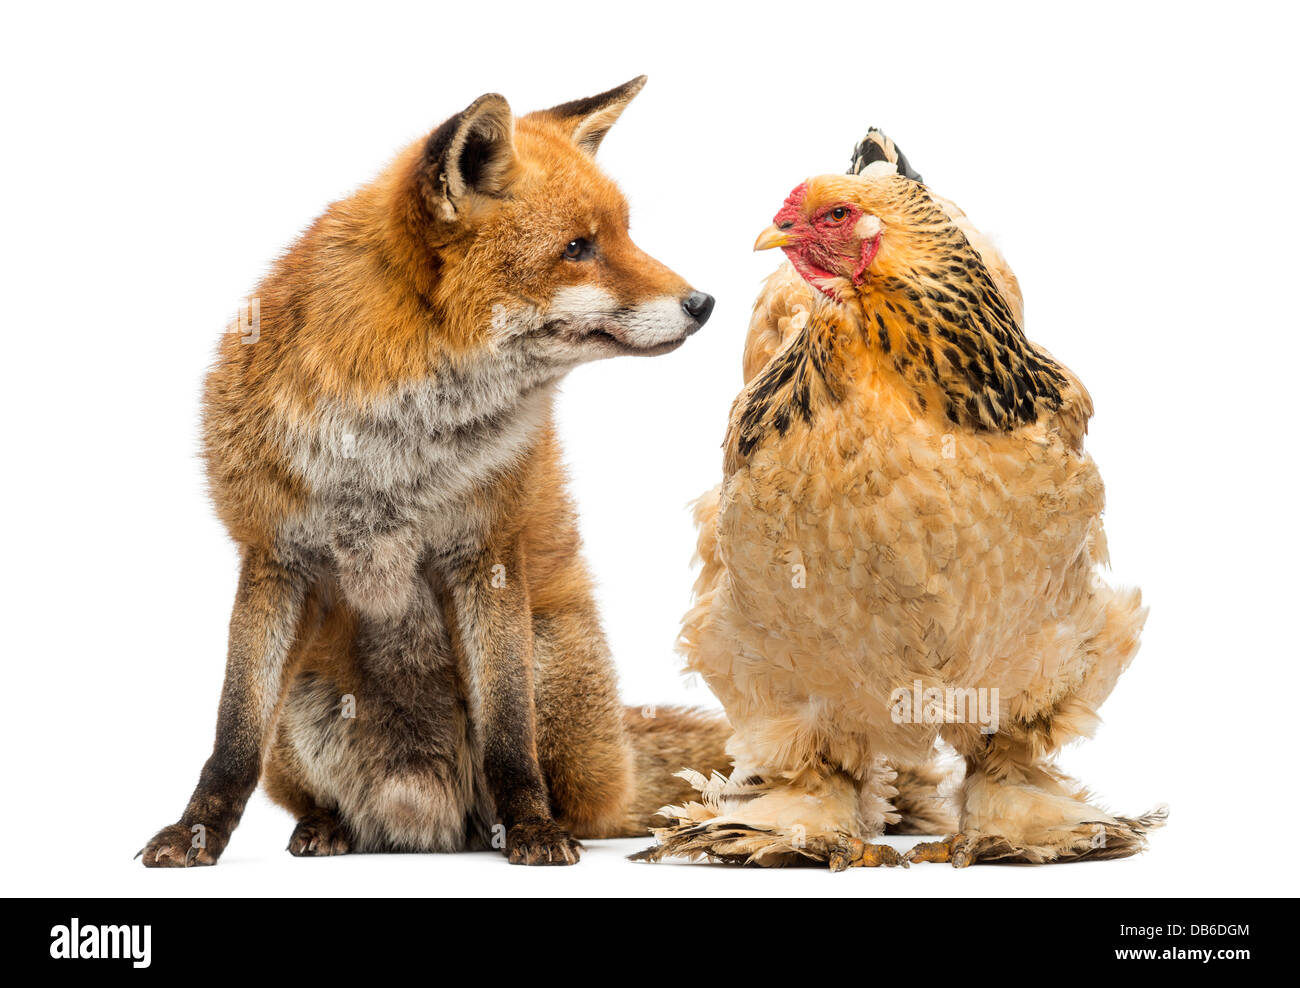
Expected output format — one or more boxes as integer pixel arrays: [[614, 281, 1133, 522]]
[[908, 590, 1165, 865], [885, 759, 958, 836], [632, 761, 904, 870], [904, 751, 1167, 866]]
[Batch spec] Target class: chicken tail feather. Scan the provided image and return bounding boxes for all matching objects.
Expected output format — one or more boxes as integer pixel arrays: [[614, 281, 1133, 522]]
[[848, 127, 924, 183]]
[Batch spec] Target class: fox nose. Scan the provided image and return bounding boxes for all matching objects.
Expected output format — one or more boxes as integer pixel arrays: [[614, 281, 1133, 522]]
[[682, 291, 715, 326]]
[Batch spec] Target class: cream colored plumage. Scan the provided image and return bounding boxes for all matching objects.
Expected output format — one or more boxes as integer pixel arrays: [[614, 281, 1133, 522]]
[[636, 132, 1164, 868]]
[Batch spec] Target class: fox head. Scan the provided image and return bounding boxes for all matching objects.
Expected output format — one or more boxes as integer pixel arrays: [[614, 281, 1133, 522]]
[[393, 76, 712, 364]]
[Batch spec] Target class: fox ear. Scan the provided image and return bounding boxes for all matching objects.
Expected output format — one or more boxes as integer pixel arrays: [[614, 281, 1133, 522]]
[[539, 75, 647, 156], [423, 93, 517, 221]]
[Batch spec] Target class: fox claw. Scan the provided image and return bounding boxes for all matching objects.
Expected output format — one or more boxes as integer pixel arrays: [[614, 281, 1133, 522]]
[[288, 811, 352, 857], [505, 820, 582, 866], [139, 821, 223, 868]]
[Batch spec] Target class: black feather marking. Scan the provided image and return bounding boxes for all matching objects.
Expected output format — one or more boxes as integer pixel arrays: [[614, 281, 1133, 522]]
[[860, 184, 1071, 433], [848, 127, 926, 184], [734, 317, 843, 460]]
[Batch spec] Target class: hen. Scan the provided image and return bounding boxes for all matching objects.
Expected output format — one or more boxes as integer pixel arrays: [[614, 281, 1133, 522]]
[[636, 132, 1164, 868]]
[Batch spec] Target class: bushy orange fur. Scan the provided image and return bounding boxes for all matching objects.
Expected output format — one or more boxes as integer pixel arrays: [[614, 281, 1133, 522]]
[[141, 78, 729, 868]]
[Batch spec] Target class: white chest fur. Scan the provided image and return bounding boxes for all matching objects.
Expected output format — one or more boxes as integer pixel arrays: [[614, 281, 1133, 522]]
[[276, 351, 559, 619]]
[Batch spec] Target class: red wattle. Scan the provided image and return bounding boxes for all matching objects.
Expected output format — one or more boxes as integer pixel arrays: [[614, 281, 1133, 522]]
[[853, 235, 881, 284]]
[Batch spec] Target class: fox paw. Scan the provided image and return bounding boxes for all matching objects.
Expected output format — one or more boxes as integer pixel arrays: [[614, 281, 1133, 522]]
[[288, 811, 352, 857], [505, 820, 582, 866], [137, 821, 226, 868]]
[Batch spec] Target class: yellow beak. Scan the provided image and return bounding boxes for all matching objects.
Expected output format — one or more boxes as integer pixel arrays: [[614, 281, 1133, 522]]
[[753, 225, 790, 252]]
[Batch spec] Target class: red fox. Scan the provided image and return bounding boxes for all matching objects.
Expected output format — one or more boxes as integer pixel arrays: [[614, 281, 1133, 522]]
[[138, 77, 732, 867]]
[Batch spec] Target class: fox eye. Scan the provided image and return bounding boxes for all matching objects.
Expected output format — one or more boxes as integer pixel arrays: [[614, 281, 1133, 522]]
[[825, 207, 850, 223], [563, 238, 595, 261]]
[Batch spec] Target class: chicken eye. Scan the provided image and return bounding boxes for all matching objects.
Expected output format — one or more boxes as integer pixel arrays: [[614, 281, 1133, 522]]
[[563, 238, 595, 261], [826, 207, 850, 223]]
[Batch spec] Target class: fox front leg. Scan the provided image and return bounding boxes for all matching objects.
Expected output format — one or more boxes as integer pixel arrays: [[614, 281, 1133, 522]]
[[139, 550, 307, 867], [449, 543, 581, 865]]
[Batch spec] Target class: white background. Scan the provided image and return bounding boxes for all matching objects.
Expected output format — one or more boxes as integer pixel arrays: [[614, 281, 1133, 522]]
[[2, 0, 1297, 898]]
